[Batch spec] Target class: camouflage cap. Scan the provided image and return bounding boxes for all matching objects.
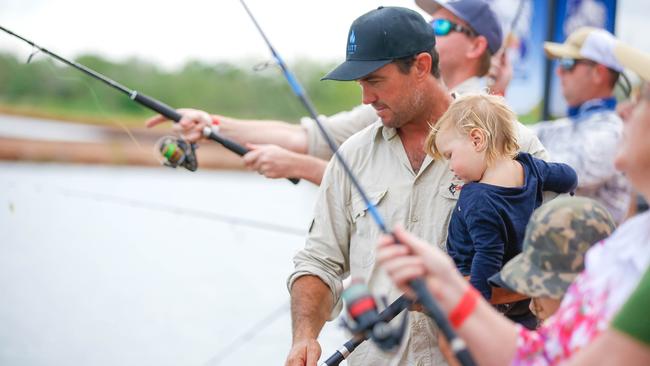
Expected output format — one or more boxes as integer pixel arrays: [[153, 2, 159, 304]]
[[490, 196, 616, 300]]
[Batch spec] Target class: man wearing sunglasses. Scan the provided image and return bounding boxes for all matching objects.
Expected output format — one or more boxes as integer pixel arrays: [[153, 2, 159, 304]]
[[415, 0, 504, 95], [530, 27, 631, 223], [148, 0, 540, 186]]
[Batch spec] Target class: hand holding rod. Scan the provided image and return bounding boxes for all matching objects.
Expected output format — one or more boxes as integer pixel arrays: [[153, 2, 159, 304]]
[[238, 2, 475, 365], [0, 25, 299, 184]]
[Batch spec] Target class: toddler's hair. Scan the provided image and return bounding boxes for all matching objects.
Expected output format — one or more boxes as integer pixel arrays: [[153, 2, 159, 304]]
[[425, 93, 519, 164]]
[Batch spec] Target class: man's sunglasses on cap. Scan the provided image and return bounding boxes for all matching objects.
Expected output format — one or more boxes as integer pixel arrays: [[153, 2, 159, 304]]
[[558, 58, 597, 71], [431, 19, 476, 37]]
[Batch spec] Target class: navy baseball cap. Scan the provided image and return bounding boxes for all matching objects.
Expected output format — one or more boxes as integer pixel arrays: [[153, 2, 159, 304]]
[[322, 6, 436, 81], [415, 0, 503, 54]]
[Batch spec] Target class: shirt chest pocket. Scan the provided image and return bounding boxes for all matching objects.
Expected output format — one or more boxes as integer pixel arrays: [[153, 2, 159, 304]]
[[435, 180, 463, 250], [348, 188, 388, 270], [439, 180, 464, 201]]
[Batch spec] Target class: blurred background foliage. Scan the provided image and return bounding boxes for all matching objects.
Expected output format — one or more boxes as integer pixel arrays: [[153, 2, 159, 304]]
[[0, 52, 363, 126]]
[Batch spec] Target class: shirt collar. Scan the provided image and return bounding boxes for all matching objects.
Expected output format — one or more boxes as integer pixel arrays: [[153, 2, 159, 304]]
[[381, 125, 398, 141], [567, 97, 617, 120], [451, 76, 486, 95]]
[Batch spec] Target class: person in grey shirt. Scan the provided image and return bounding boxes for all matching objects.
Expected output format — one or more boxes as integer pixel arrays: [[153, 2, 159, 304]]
[[530, 27, 632, 223]]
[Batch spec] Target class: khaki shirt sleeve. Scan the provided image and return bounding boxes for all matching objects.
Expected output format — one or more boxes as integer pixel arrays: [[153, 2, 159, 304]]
[[300, 104, 377, 160], [516, 121, 549, 160], [287, 156, 351, 319]]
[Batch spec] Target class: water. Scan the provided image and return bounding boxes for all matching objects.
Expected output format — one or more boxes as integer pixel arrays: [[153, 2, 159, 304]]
[[0, 162, 347, 365], [0, 114, 108, 143]]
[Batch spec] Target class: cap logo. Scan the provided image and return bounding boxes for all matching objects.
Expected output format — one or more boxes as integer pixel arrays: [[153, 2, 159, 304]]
[[347, 30, 357, 55]]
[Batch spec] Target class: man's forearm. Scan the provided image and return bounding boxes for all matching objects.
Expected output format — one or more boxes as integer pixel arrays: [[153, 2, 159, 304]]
[[289, 155, 328, 185], [290, 275, 333, 343], [216, 117, 309, 154]]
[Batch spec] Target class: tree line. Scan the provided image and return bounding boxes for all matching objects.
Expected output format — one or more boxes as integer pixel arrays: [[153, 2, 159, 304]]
[[0, 52, 362, 125]]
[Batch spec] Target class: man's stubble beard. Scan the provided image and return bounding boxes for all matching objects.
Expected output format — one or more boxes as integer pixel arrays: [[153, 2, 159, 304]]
[[381, 85, 426, 129]]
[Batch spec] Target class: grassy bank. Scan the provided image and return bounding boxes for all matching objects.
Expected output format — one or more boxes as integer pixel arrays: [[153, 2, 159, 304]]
[[0, 52, 362, 126]]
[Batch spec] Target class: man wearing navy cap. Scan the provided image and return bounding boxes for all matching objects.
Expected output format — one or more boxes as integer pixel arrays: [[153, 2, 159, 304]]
[[286, 11, 453, 364], [285, 6, 545, 366]]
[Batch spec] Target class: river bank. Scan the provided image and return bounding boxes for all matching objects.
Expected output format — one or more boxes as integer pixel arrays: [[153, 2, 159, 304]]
[[0, 112, 246, 170]]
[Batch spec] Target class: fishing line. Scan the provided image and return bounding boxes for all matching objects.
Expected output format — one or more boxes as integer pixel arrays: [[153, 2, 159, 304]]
[[4, 179, 305, 237], [33, 54, 148, 155], [251, 59, 312, 123], [56, 187, 306, 237], [203, 300, 290, 366]]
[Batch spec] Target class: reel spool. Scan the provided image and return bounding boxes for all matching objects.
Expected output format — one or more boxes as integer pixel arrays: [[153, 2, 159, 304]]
[[155, 136, 198, 172], [341, 279, 408, 351]]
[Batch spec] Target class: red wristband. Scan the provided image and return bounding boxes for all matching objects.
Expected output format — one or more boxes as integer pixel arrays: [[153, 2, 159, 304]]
[[448, 286, 479, 329], [211, 116, 220, 126]]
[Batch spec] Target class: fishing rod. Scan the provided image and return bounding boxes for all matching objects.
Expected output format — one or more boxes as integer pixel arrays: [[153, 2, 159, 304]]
[[505, 0, 527, 49], [0, 25, 299, 184], [239, 2, 475, 365], [320, 294, 413, 366], [487, 0, 527, 89]]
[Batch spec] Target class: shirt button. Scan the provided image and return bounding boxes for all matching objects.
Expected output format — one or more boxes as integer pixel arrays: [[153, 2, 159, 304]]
[[411, 216, 419, 222]]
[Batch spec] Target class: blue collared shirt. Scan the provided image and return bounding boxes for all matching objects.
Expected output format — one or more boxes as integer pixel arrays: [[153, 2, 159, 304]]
[[530, 97, 630, 223], [567, 97, 617, 121]]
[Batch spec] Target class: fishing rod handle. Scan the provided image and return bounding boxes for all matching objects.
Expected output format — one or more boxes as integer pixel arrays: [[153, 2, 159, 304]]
[[131, 92, 182, 122], [408, 279, 476, 366], [205, 129, 300, 185], [320, 338, 360, 366]]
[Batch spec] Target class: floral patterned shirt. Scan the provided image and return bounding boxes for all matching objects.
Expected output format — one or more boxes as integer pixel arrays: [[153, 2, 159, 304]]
[[513, 211, 650, 365]]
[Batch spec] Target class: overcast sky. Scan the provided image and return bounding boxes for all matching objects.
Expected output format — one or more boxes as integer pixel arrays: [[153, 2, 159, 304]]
[[0, 0, 648, 70]]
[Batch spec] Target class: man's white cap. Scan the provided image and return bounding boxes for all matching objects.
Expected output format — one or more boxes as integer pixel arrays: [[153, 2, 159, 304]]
[[614, 42, 650, 82], [544, 27, 624, 72]]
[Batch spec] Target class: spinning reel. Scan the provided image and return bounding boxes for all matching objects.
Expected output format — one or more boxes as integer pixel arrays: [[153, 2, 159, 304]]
[[156, 136, 199, 172], [341, 279, 409, 351]]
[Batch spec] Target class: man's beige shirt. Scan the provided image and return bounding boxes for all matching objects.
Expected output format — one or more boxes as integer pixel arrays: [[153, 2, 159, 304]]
[[288, 120, 548, 365]]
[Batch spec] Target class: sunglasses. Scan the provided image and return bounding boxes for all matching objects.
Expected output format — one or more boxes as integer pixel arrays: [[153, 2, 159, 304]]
[[431, 18, 476, 37], [558, 58, 597, 71]]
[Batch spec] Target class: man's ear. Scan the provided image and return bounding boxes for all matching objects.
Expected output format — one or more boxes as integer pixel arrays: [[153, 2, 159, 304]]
[[592, 64, 611, 86], [467, 36, 489, 60], [469, 128, 487, 151], [414, 52, 433, 79]]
